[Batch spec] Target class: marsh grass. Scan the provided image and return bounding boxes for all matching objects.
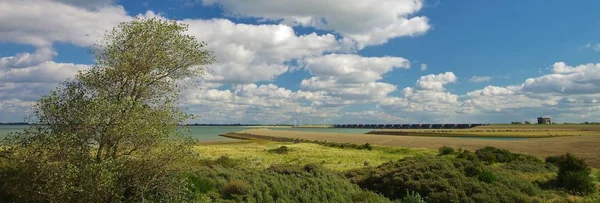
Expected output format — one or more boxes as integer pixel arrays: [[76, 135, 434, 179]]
[[194, 141, 434, 171]]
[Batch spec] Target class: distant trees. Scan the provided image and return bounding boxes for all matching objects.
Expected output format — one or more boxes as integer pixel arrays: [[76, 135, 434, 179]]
[[0, 18, 214, 202]]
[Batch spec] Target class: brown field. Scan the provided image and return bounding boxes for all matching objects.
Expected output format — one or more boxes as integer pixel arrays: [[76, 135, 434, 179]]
[[232, 128, 600, 168], [368, 124, 600, 137]]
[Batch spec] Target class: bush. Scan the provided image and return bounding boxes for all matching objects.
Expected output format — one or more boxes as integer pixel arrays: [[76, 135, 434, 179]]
[[456, 149, 477, 161], [475, 146, 519, 163], [400, 190, 426, 203], [268, 146, 291, 154], [438, 146, 455, 155], [545, 155, 561, 165], [192, 165, 392, 202], [346, 156, 532, 202], [555, 153, 596, 195], [221, 179, 251, 199], [477, 170, 497, 183], [213, 156, 239, 168]]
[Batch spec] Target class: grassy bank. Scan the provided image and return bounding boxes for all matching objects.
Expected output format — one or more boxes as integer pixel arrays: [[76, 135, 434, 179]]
[[195, 140, 433, 171], [225, 129, 600, 168]]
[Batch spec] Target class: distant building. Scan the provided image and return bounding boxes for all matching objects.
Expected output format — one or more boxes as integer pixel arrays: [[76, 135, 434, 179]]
[[537, 117, 551, 124]]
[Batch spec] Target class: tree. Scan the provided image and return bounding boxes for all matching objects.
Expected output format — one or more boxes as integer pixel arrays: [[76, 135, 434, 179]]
[[0, 18, 214, 202]]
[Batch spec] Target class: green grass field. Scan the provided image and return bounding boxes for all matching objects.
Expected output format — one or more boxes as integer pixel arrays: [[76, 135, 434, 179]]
[[194, 140, 434, 171]]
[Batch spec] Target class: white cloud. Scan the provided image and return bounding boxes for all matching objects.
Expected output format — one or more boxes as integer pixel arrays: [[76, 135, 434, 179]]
[[303, 54, 409, 83], [522, 62, 600, 94], [0, 0, 131, 47], [202, 0, 430, 48], [420, 63, 427, 71], [0, 47, 57, 69], [469, 76, 493, 83], [415, 72, 457, 91], [182, 18, 342, 84]]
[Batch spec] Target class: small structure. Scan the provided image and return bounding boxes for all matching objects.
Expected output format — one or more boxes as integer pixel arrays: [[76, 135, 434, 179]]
[[537, 117, 551, 124]]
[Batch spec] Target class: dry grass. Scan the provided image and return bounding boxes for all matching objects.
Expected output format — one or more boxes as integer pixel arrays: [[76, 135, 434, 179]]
[[368, 124, 600, 137], [234, 129, 600, 168], [194, 140, 433, 171]]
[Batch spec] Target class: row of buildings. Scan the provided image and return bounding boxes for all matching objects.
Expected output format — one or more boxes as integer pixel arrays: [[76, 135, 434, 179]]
[[333, 123, 489, 129]]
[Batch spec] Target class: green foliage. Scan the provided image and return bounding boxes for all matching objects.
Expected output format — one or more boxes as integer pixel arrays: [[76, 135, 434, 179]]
[[221, 179, 251, 199], [0, 17, 213, 202], [192, 164, 392, 203], [455, 149, 477, 161], [475, 146, 538, 164], [400, 190, 426, 203], [545, 155, 561, 165], [438, 145, 455, 155], [555, 153, 596, 195], [267, 146, 291, 154], [477, 170, 497, 183], [346, 155, 545, 203]]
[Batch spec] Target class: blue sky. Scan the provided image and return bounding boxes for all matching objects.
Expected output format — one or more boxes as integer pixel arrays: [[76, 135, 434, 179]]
[[1, 0, 600, 124]]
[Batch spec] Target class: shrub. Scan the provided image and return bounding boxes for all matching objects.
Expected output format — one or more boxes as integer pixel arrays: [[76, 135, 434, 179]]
[[221, 179, 250, 199], [545, 155, 561, 165], [193, 165, 392, 202], [561, 171, 596, 195], [555, 153, 595, 195], [213, 156, 239, 168], [477, 170, 497, 183], [268, 146, 291, 154], [438, 146, 455, 155], [400, 190, 426, 203], [475, 146, 520, 163], [456, 149, 477, 161], [346, 156, 532, 202]]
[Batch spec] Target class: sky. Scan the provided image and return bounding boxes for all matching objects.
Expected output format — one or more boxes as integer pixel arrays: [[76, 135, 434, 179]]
[[1, 0, 600, 124]]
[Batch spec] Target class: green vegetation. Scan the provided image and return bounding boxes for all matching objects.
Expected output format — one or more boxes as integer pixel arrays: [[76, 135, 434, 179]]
[[0, 18, 213, 202], [347, 146, 599, 203], [553, 153, 597, 195], [188, 162, 392, 202], [194, 141, 433, 171], [438, 145, 455, 155]]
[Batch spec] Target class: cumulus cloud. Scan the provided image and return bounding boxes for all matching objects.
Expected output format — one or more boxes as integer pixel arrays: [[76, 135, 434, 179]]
[[299, 54, 409, 102], [303, 54, 410, 83], [182, 18, 342, 84], [521, 62, 600, 94], [0, 47, 57, 69], [415, 72, 457, 91], [202, 0, 430, 48], [0, 0, 131, 47], [469, 76, 493, 83]]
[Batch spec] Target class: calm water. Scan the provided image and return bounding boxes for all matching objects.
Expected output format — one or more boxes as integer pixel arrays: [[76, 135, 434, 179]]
[[0, 125, 530, 141]]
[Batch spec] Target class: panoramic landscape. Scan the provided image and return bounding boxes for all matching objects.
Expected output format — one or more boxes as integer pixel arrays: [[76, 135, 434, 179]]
[[1, 0, 600, 202]]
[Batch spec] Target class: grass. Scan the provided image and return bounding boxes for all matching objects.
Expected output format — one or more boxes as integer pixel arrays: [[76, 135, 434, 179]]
[[368, 124, 600, 138], [227, 129, 600, 168], [194, 140, 434, 171]]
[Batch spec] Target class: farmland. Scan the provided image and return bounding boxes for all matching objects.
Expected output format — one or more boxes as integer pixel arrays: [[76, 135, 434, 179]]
[[367, 124, 600, 137], [224, 127, 600, 168]]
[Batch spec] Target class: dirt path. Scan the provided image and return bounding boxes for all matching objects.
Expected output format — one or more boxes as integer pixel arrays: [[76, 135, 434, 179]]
[[234, 129, 600, 167]]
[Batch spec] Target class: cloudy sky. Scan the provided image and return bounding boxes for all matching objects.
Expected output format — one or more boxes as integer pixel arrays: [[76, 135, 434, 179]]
[[1, 0, 600, 124]]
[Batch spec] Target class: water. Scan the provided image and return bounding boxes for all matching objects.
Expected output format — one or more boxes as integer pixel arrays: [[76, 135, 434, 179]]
[[0, 125, 530, 141], [453, 136, 529, 141], [269, 127, 376, 134], [0, 125, 246, 142]]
